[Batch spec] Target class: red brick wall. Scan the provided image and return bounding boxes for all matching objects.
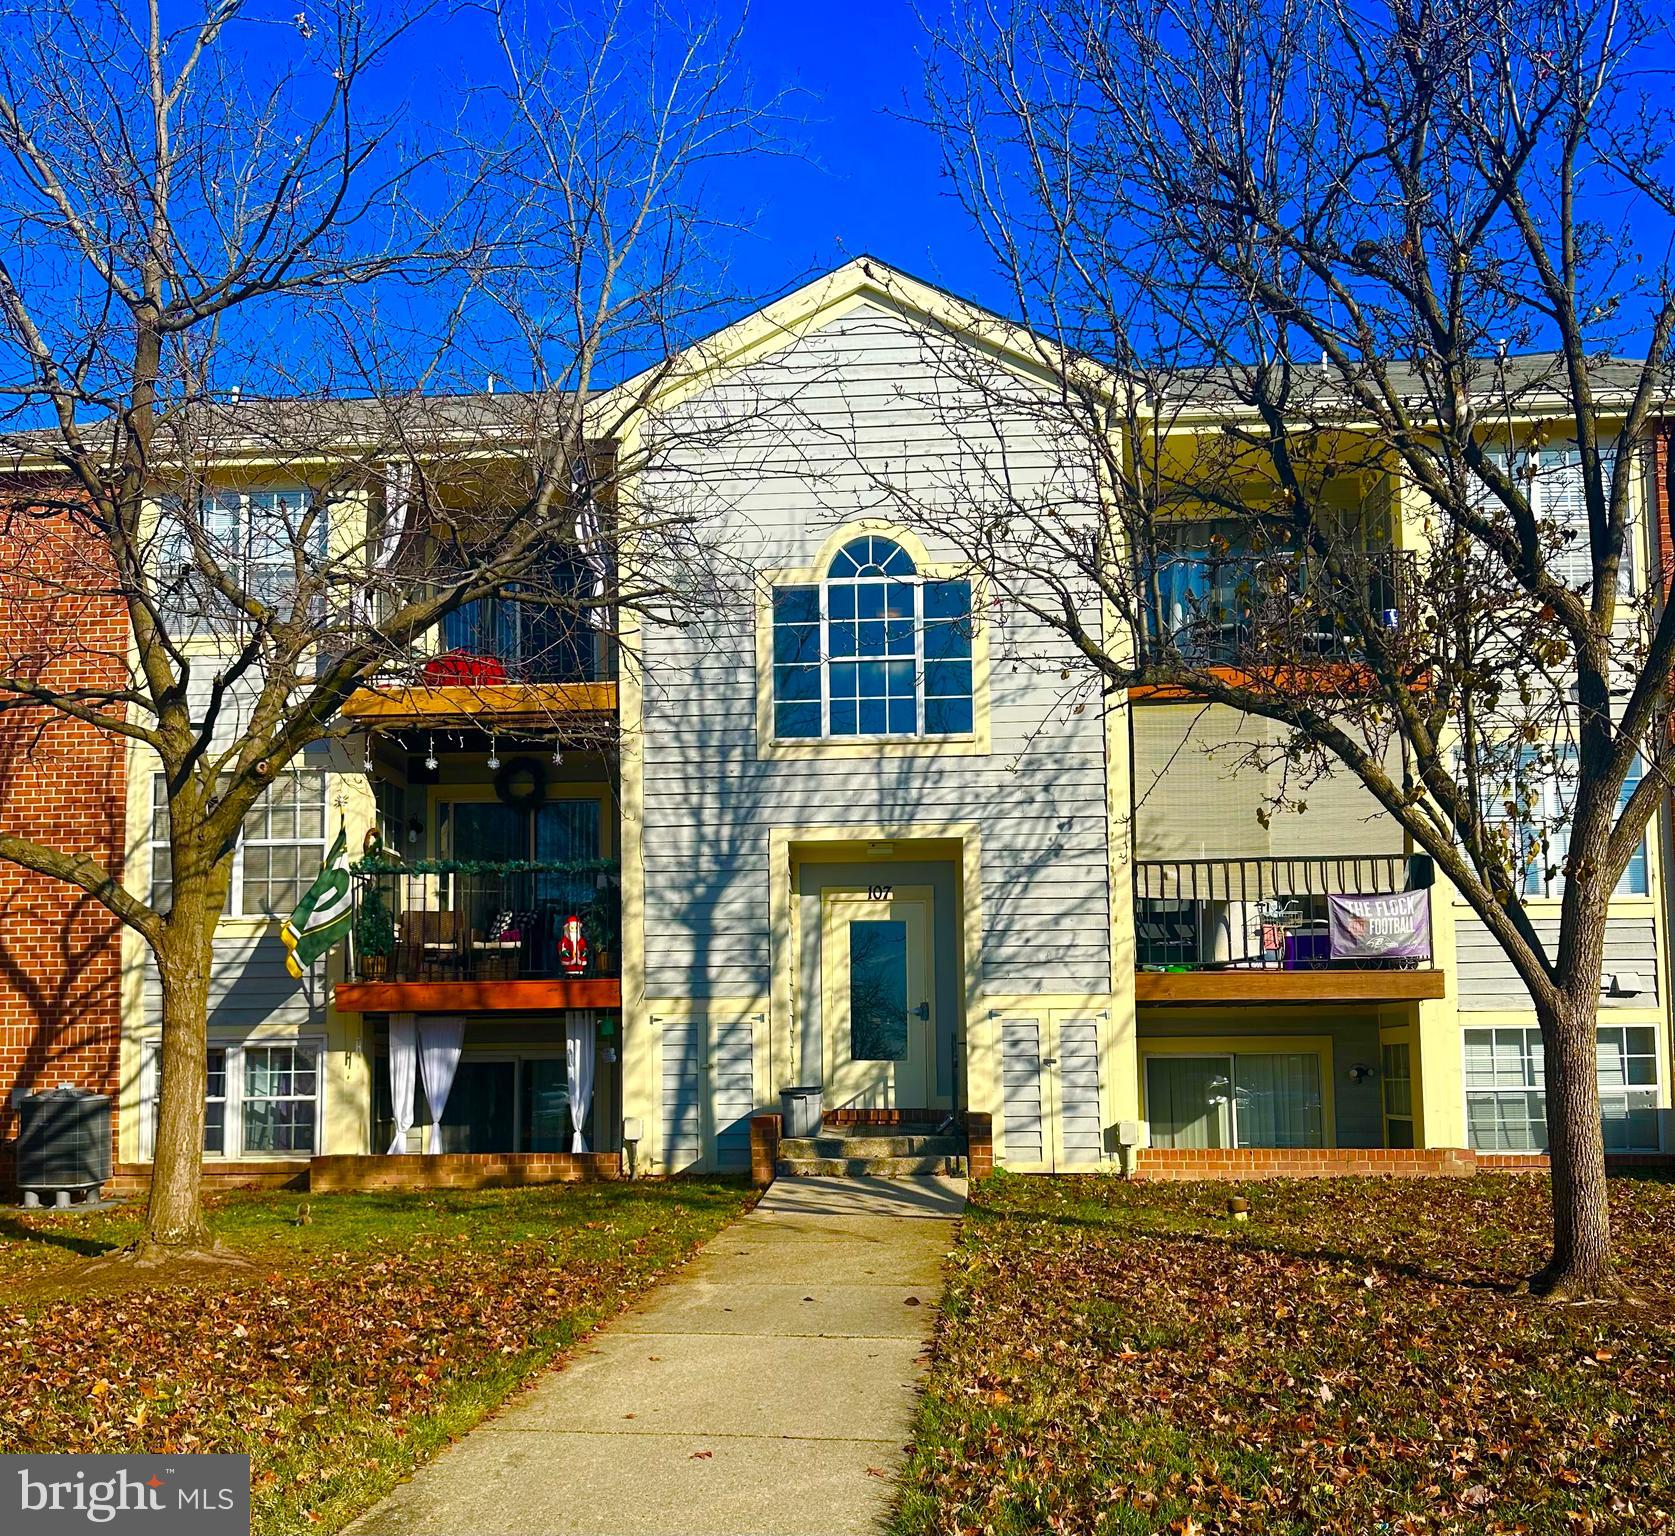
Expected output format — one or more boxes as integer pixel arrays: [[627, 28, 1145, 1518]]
[[108, 1161, 310, 1195], [1134, 1148, 1479, 1180], [0, 492, 129, 1181], [309, 1152, 622, 1192], [1655, 423, 1673, 597], [1132, 1148, 1675, 1180]]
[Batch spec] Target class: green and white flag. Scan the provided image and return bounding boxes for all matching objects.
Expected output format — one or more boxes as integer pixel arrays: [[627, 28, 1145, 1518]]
[[282, 824, 353, 979]]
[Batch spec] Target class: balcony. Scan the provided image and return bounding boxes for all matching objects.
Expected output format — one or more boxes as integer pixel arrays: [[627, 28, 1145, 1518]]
[[335, 860, 622, 1013], [343, 573, 619, 729], [1134, 854, 1445, 1003], [1139, 549, 1414, 669]]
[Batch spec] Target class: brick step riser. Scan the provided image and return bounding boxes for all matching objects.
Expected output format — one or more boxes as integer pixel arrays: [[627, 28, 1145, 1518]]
[[779, 1136, 964, 1159], [776, 1155, 968, 1178]]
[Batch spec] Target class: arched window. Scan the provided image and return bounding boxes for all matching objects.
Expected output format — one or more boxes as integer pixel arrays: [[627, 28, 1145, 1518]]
[[772, 535, 974, 740]]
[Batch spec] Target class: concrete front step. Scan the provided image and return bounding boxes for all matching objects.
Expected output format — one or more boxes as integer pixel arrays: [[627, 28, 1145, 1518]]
[[777, 1155, 969, 1178], [780, 1134, 965, 1160]]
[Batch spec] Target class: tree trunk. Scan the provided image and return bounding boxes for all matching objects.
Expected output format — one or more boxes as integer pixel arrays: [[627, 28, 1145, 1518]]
[[1531, 989, 1624, 1301], [142, 879, 218, 1253]]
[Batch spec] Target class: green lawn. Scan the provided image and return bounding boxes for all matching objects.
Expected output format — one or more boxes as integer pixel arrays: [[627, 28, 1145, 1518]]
[[893, 1173, 1675, 1536], [0, 1179, 751, 1534]]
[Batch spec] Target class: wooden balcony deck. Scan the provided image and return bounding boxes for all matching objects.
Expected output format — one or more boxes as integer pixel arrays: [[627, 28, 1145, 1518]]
[[335, 977, 622, 1013], [1135, 967, 1446, 1003], [341, 680, 617, 728]]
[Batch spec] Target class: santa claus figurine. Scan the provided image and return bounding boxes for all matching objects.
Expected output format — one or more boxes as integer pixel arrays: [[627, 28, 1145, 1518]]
[[558, 915, 589, 977]]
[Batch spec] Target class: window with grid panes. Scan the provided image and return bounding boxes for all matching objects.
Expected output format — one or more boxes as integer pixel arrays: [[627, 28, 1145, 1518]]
[[241, 1043, 320, 1154], [1381, 1041, 1414, 1148], [146, 1044, 227, 1156], [239, 772, 328, 915], [157, 488, 326, 621], [1464, 1025, 1660, 1152], [148, 770, 328, 916], [770, 535, 974, 740]]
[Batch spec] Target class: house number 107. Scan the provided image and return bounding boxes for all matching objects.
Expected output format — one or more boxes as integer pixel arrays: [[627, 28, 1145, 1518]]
[[867, 884, 894, 901]]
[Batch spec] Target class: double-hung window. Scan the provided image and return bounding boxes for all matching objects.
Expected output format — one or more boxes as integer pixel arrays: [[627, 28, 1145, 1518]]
[[1464, 1025, 1660, 1152], [1500, 747, 1647, 898], [157, 488, 326, 621], [1534, 443, 1628, 593], [144, 1039, 319, 1159], [771, 535, 974, 740], [149, 770, 329, 917]]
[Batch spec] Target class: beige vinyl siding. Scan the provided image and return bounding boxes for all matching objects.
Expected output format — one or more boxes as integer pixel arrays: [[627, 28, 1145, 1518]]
[[1455, 912, 1660, 1010], [638, 299, 1111, 1002], [1133, 702, 1404, 859]]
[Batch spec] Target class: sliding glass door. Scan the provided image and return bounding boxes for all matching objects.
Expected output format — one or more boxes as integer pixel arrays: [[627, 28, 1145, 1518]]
[[1145, 1056, 1233, 1148], [1146, 1051, 1325, 1149]]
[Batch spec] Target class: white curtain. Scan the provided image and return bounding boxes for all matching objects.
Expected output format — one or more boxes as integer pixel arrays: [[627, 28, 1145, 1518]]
[[387, 1014, 417, 1154], [1233, 1053, 1324, 1149], [418, 1015, 466, 1154], [572, 460, 609, 629], [357, 461, 415, 625], [565, 1011, 596, 1153]]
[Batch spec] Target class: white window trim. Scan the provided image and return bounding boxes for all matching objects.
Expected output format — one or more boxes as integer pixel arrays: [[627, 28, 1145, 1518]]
[[773, 571, 974, 746], [149, 769, 329, 919], [1460, 1024, 1663, 1153], [141, 1035, 325, 1161]]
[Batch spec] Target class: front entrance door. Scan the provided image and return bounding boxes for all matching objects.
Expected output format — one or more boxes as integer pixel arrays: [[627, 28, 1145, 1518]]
[[821, 885, 934, 1111]]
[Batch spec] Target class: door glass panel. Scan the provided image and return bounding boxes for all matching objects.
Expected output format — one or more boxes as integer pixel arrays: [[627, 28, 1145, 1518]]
[[535, 800, 602, 911], [434, 1060, 515, 1153], [1145, 1057, 1230, 1148], [449, 802, 524, 861], [520, 1059, 570, 1151], [849, 919, 908, 1061], [1233, 1053, 1324, 1148]]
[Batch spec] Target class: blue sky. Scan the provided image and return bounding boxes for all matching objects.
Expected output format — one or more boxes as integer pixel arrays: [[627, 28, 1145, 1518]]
[[705, 2, 998, 309]]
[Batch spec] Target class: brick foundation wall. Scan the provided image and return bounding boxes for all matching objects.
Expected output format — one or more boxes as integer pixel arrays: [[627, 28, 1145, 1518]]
[[0, 496, 128, 1186], [965, 1112, 994, 1179], [107, 1161, 311, 1195], [1135, 1148, 1479, 1180], [309, 1152, 622, 1192], [1132, 1147, 1675, 1180], [749, 1114, 781, 1186], [822, 1107, 942, 1126]]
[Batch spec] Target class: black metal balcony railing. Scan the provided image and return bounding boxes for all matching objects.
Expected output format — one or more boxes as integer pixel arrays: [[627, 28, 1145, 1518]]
[[431, 590, 613, 685], [1135, 855, 1430, 970], [349, 861, 621, 984], [1140, 549, 1415, 666]]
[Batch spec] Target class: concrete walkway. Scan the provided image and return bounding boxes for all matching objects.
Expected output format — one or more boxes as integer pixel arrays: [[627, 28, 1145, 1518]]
[[348, 1176, 966, 1536]]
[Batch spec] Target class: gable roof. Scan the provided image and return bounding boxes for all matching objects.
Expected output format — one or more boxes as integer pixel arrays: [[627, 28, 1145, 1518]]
[[605, 253, 1119, 420]]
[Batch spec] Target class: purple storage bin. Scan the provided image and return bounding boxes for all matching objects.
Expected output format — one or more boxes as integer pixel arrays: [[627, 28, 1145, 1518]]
[[1284, 928, 1331, 969]]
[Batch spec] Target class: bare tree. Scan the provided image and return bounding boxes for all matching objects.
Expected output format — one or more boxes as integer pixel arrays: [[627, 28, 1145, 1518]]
[[915, 0, 1675, 1296], [0, 0, 771, 1256]]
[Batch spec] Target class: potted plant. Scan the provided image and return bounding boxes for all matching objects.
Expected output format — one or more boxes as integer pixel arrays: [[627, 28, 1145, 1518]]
[[354, 882, 396, 979], [582, 880, 621, 975]]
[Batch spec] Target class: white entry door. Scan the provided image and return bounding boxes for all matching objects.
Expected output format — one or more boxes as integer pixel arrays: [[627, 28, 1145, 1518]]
[[821, 885, 935, 1111]]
